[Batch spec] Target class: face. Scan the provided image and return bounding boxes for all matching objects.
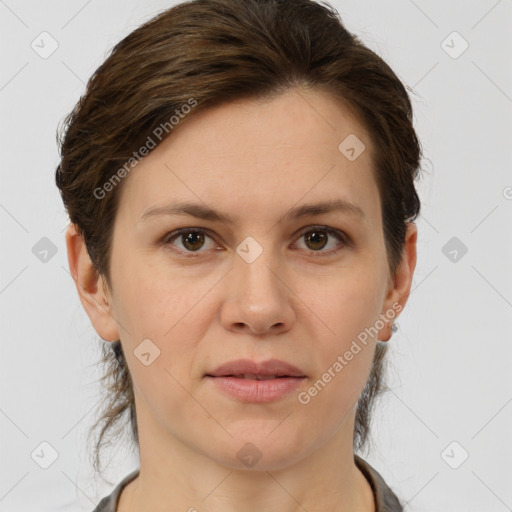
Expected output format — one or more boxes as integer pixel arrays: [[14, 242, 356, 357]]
[[69, 88, 417, 472]]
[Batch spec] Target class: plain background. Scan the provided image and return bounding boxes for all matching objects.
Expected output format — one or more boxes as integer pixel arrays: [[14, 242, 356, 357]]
[[1, 0, 511, 510]]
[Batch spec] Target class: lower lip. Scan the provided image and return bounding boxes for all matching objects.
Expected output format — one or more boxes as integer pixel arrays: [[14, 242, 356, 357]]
[[206, 376, 305, 402]]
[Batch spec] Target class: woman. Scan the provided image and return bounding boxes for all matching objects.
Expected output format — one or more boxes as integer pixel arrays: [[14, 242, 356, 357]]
[[56, 0, 422, 510]]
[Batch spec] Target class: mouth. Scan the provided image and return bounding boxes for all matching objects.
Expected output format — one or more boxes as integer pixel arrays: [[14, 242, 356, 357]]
[[214, 374, 295, 380], [205, 358, 307, 379], [205, 359, 306, 402]]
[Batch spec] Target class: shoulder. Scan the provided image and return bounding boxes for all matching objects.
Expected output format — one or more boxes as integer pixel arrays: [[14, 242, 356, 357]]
[[354, 455, 404, 512], [90, 470, 140, 512]]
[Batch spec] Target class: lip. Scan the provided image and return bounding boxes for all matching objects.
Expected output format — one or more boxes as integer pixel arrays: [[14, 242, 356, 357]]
[[206, 358, 306, 378], [205, 358, 307, 403], [206, 376, 305, 402]]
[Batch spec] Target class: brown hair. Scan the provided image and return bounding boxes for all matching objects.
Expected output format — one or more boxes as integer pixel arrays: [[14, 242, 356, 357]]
[[55, 0, 422, 474]]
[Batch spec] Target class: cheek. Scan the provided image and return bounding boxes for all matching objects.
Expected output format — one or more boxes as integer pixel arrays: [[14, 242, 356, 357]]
[[112, 255, 211, 339], [114, 270, 207, 426], [299, 333, 376, 433], [296, 265, 383, 410], [111, 260, 216, 393], [305, 263, 385, 345]]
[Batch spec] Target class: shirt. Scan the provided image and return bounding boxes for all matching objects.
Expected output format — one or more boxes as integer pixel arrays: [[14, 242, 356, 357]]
[[91, 455, 403, 512]]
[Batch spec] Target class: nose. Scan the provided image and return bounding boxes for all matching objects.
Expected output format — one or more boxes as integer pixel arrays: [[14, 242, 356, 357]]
[[219, 248, 295, 337]]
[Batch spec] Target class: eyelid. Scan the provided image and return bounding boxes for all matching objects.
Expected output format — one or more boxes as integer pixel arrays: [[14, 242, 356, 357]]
[[162, 227, 219, 255], [163, 225, 350, 255], [293, 225, 350, 253]]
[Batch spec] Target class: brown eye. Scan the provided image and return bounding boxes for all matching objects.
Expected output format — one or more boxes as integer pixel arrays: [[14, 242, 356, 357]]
[[304, 230, 329, 251], [295, 226, 347, 254], [164, 228, 216, 254], [181, 231, 206, 251]]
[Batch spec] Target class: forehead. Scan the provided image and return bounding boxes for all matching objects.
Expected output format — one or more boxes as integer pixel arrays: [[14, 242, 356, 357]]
[[116, 88, 381, 228]]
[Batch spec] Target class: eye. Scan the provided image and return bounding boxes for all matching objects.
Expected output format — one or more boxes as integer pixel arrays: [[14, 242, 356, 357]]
[[163, 228, 218, 255], [293, 225, 348, 255], [163, 225, 349, 257]]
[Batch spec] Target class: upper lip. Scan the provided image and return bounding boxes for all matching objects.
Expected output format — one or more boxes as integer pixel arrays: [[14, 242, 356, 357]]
[[206, 358, 306, 378]]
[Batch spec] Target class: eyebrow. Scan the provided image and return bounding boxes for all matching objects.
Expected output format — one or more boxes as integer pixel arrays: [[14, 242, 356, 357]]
[[138, 199, 366, 225]]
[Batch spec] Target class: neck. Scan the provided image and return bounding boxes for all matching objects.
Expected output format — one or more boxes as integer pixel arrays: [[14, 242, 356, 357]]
[[118, 409, 375, 512]]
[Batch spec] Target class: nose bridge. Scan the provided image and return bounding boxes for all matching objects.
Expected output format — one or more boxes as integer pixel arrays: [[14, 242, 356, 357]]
[[219, 232, 295, 334], [217, 225, 299, 336], [234, 234, 281, 297]]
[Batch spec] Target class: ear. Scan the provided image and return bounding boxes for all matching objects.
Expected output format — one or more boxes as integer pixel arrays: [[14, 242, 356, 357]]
[[378, 222, 418, 341], [65, 223, 120, 342]]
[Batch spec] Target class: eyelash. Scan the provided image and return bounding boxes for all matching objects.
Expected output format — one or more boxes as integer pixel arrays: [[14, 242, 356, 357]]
[[162, 225, 351, 258]]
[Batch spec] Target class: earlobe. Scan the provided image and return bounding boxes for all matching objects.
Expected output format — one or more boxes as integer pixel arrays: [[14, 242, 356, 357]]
[[64, 223, 120, 342], [378, 222, 418, 342]]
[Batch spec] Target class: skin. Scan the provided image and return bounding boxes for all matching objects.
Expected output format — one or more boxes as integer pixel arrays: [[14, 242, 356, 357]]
[[66, 87, 417, 512]]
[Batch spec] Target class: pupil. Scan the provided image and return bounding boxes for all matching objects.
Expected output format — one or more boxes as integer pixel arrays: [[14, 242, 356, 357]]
[[306, 231, 327, 250], [183, 232, 204, 251]]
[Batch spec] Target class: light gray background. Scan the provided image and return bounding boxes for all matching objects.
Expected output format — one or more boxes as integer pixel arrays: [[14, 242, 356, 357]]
[[1, 0, 511, 511]]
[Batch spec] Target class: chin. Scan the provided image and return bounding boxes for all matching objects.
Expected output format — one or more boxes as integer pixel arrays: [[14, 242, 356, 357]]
[[201, 427, 310, 472]]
